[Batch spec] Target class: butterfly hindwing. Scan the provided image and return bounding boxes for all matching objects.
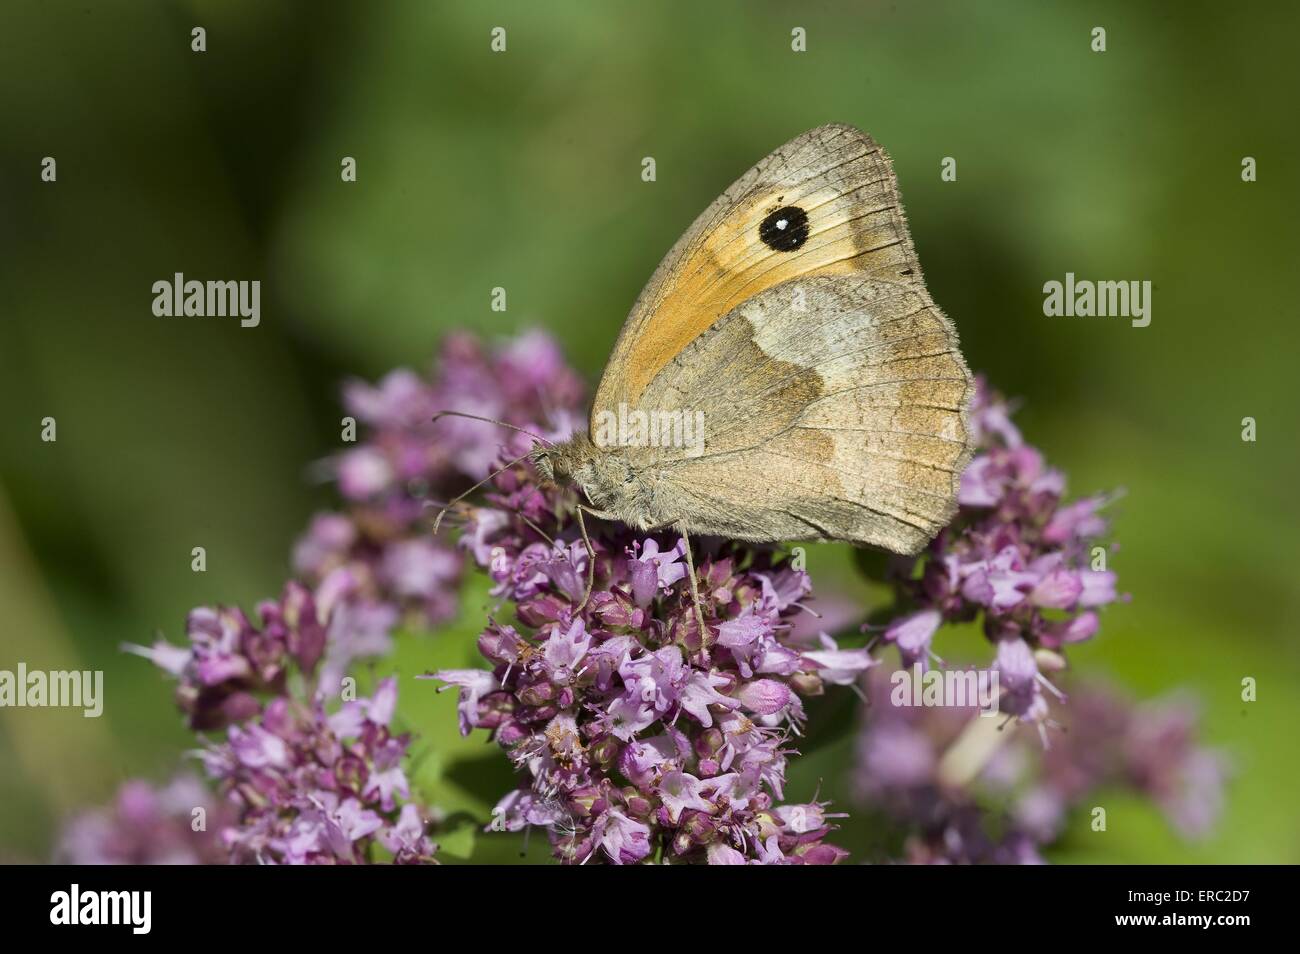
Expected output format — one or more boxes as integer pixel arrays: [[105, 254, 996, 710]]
[[634, 275, 973, 553]]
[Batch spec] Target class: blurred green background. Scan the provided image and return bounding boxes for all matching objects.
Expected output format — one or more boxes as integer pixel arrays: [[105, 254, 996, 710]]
[[1, 0, 1297, 863]]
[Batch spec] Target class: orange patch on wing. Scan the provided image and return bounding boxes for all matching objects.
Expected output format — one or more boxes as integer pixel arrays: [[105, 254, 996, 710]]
[[620, 217, 895, 402]]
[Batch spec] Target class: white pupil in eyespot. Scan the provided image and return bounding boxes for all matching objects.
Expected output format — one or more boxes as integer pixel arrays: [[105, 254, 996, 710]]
[[776, 219, 788, 229]]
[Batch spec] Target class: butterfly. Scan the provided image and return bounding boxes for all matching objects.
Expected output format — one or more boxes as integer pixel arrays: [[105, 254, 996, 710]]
[[443, 124, 973, 627]]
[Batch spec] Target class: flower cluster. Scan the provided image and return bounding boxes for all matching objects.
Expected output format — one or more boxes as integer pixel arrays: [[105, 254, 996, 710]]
[[202, 677, 435, 864], [293, 331, 588, 691], [331, 331, 585, 510], [435, 445, 869, 864], [130, 582, 436, 863], [876, 378, 1122, 725], [854, 669, 1225, 863], [63, 330, 1226, 867], [93, 331, 581, 865], [126, 581, 333, 731], [55, 775, 229, 865]]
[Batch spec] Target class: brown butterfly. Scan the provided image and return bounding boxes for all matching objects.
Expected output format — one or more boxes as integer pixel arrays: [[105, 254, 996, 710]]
[[444, 124, 973, 627]]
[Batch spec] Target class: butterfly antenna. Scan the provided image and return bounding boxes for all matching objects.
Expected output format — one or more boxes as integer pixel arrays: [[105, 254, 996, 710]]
[[431, 410, 556, 447], [517, 512, 556, 547], [431, 450, 534, 536]]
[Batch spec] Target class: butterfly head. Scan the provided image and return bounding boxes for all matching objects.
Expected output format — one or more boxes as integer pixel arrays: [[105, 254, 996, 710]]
[[531, 434, 657, 528], [530, 433, 602, 488]]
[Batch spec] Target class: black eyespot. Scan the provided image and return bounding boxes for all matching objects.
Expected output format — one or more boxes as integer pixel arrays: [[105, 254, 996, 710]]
[[759, 205, 809, 252]]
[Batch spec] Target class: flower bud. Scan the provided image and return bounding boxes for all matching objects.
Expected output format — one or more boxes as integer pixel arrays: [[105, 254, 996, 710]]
[[1033, 648, 1067, 672], [789, 672, 824, 696], [681, 811, 716, 843], [589, 735, 621, 769], [568, 786, 602, 818], [622, 790, 654, 818], [694, 727, 725, 760], [517, 681, 554, 707]]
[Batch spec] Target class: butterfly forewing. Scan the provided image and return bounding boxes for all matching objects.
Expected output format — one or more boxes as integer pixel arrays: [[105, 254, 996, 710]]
[[593, 124, 922, 418]]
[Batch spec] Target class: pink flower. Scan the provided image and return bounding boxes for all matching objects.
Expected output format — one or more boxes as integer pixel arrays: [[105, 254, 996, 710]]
[[1029, 568, 1083, 609], [656, 771, 714, 823], [428, 668, 499, 736], [543, 618, 592, 682], [882, 610, 942, 668], [801, 634, 876, 686], [595, 810, 651, 865], [629, 538, 688, 606]]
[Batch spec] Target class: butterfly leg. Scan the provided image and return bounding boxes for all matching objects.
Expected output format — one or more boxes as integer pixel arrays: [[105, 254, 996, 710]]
[[573, 504, 617, 616], [675, 523, 709, 639]]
